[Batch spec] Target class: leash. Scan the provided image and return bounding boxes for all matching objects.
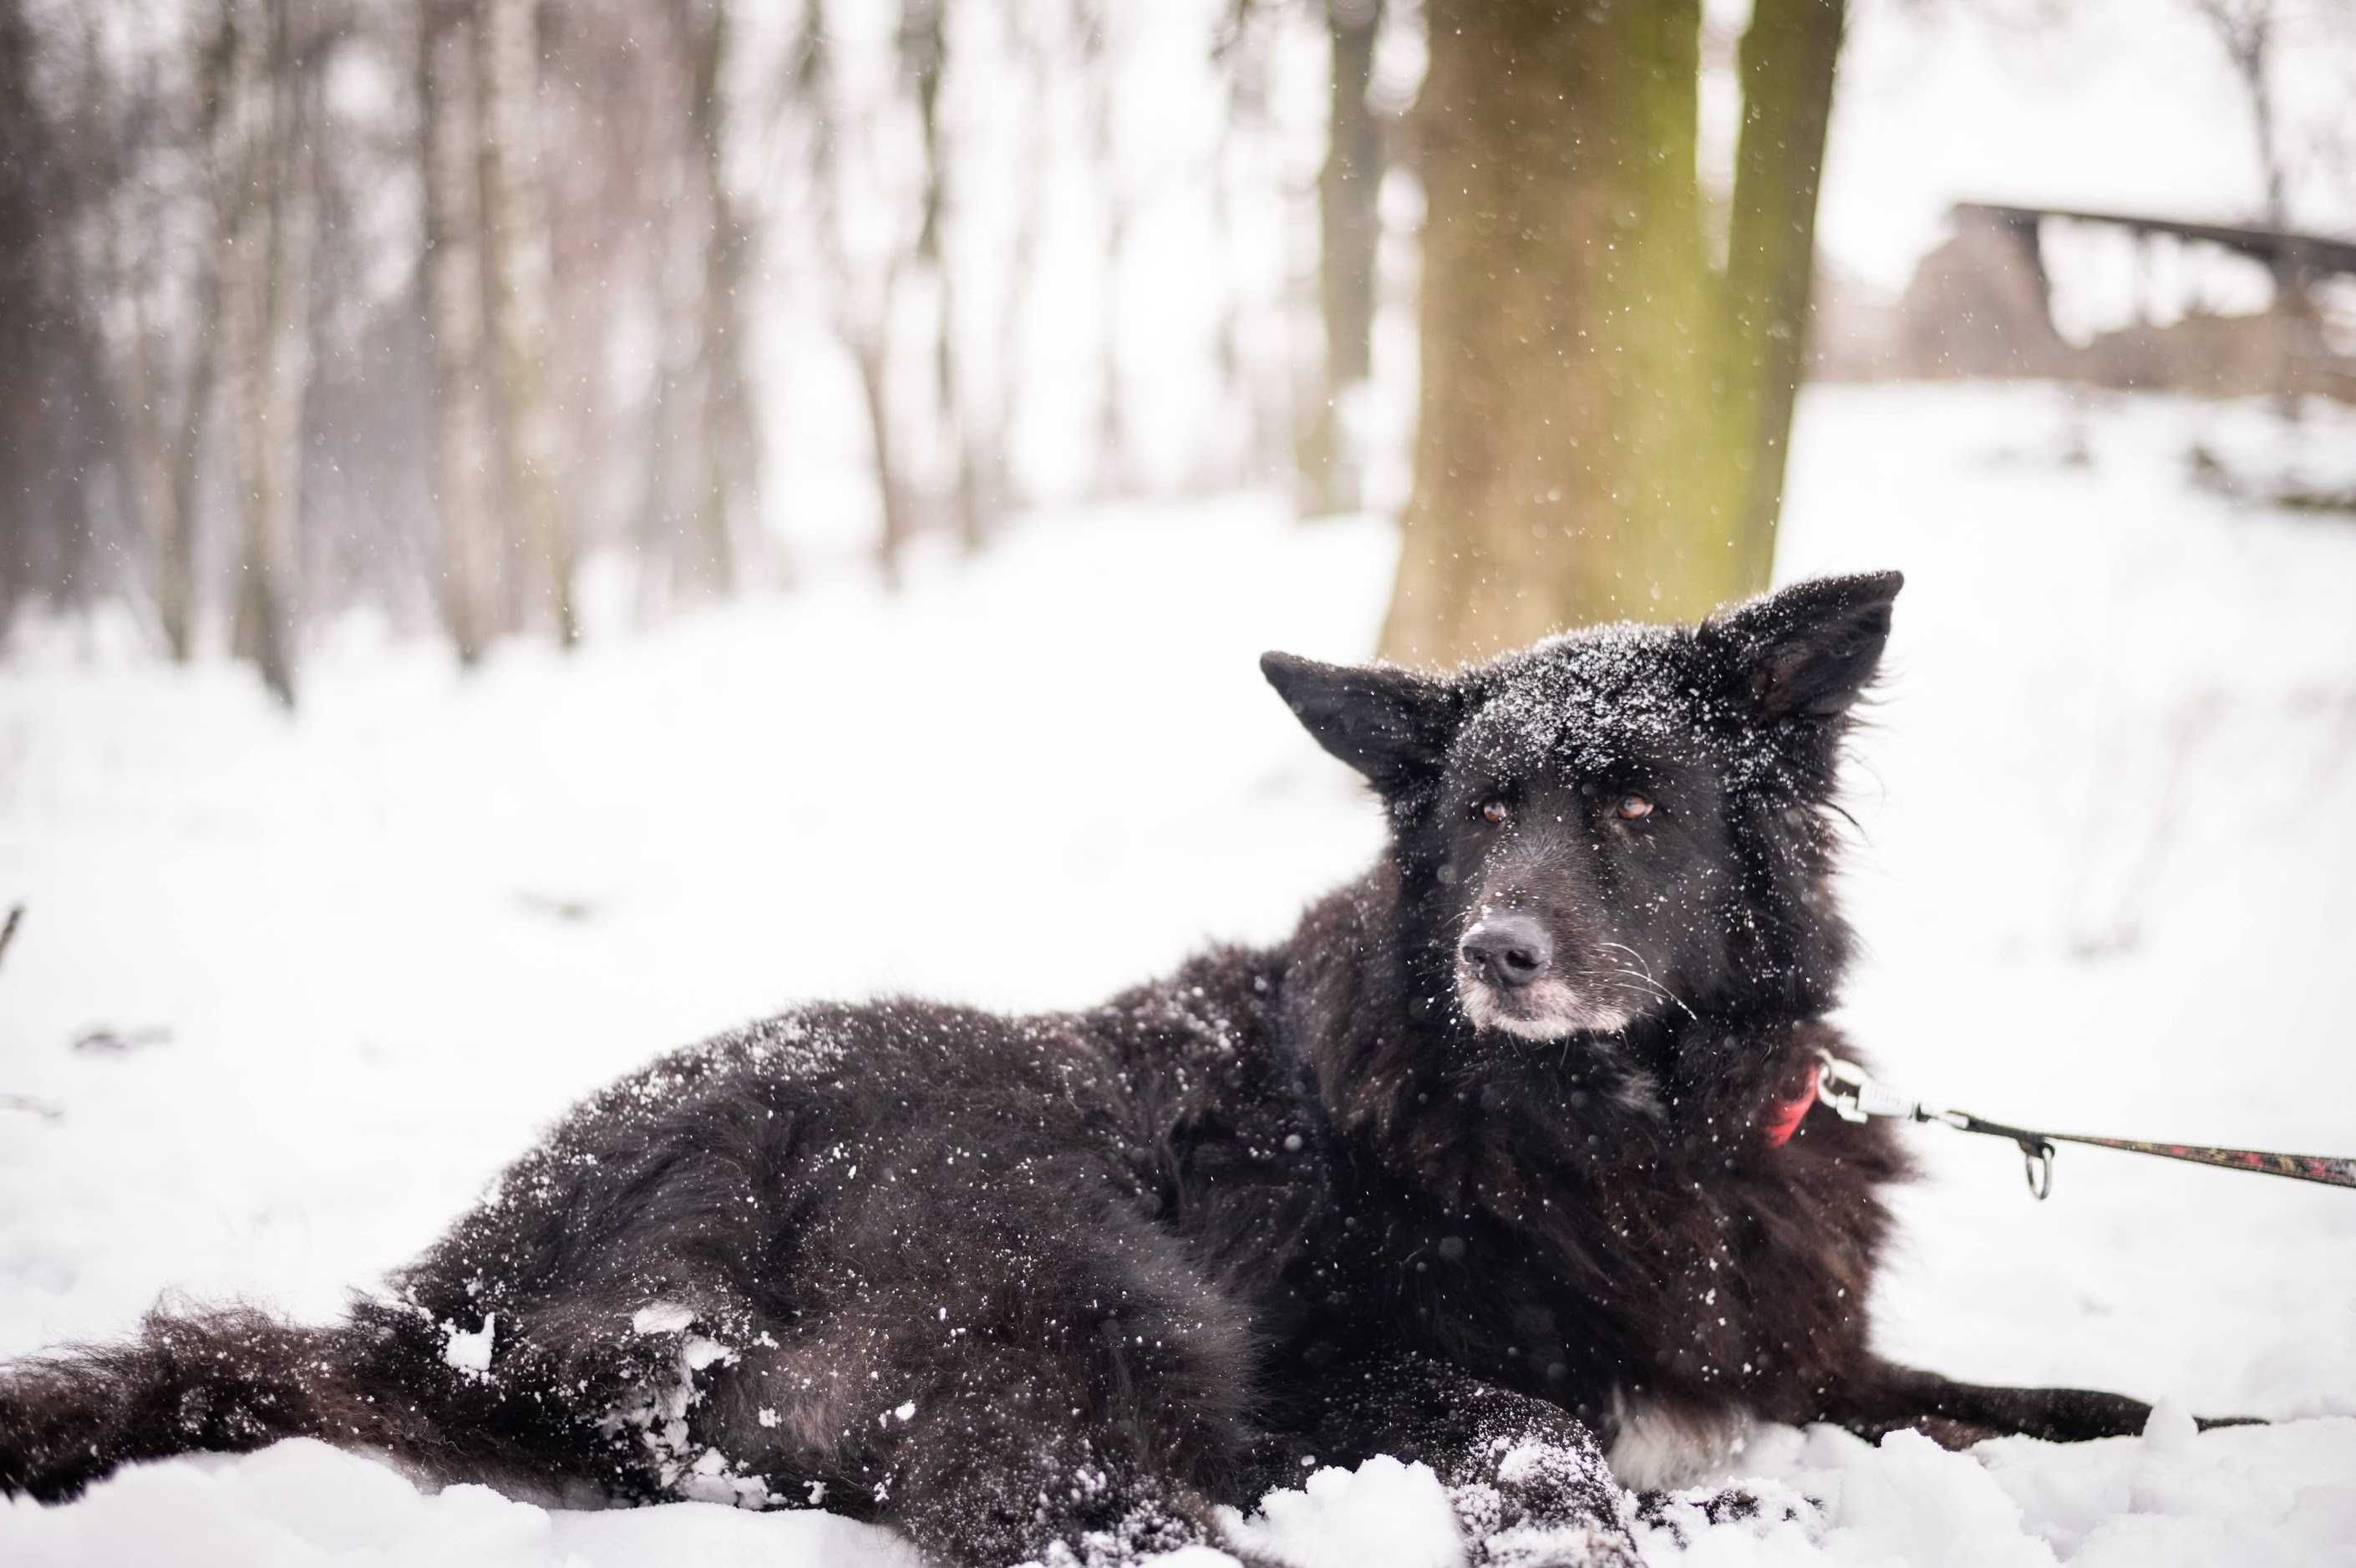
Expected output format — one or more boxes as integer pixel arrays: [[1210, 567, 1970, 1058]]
[[1811, 1051, 2356, 1200]]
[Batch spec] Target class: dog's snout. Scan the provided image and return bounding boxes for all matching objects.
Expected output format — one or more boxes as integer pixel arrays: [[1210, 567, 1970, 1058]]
[[1460, 916, 1552, 990]]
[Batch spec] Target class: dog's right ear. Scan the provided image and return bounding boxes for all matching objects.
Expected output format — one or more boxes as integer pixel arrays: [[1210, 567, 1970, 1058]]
[[1261, 652, 1459, 789]]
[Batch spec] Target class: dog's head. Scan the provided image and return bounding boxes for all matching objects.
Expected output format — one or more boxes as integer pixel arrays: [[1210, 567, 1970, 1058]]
[[1264, 571, 1901, 1043]]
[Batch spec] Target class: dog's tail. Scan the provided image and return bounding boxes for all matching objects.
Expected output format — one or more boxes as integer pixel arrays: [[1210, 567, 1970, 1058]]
[[0, 1302, 465, 1502]]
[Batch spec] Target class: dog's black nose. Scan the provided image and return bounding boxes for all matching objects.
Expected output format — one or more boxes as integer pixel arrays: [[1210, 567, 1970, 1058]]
[[1460, 916, 1551, 989]]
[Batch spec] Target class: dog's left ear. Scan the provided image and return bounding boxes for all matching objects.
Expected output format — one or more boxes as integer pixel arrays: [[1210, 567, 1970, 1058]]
[[1705, 571, 1903, 720], [1261, 652, 1460, 789]]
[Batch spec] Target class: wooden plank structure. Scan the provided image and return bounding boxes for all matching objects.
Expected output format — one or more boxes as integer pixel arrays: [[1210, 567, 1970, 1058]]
[[1866, 201, 2356, 399], [1955, 201, 2356, 286]]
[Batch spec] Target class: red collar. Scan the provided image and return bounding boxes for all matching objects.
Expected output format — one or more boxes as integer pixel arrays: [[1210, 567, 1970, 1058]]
[[1762, 1059, 1820, 1149]]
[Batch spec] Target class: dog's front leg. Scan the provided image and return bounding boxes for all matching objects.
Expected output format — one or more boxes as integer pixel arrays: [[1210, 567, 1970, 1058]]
[[1283, 1353, 1638, 1568]]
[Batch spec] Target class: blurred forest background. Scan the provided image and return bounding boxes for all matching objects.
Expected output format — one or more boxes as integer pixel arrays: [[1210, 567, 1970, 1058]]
[[2, 0, 2353, 704]]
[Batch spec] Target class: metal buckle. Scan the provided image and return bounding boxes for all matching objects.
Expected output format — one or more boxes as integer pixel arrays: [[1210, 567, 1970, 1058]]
[[1815, 1050, 1872, 1123]]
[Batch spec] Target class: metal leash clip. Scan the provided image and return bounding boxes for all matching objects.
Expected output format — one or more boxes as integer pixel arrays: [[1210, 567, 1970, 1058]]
[[1817, 1048, 2058, 1198], [1814, 1051, 1922, 1124]]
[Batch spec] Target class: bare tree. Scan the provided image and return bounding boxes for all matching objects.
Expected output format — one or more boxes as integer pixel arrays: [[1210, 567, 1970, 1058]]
[[0, 0, 114, 642], [677, 0, 757, 599], [96, 30, 222, 667], [480, 0, 580, 647], [1074, 0, 1133, 499], [217, 0, 315, 707], [0, 0, 53, 637], [1302, 0, 1383, 516], [975, 0, 1051, 535], [901, 0, 992, 554], [1721, 0, 1846, 592], [4, 0, 1359, 661], [796, 0, 919, 591], [419, 0, 499, 664], [2189, 0, 2289, 228], [1207, 0, 1292, 494], [630, 0, 759, 611], [2183, 0, 2320, 406], [0, 13, 48, 601], [119, 273, 216, 664]]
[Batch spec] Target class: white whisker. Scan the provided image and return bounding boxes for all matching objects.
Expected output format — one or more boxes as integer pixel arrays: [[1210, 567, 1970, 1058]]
[[1595, 943, 1698, 1021]]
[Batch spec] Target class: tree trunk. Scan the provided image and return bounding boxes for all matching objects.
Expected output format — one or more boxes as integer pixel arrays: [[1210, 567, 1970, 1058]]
[[852, 331, 911, 593], [1075, 2, 1130, 498], [119, 220, 215, 665], [0, 0, 42, 637], [2226, 12, 2310, 407], [1380, 0, 1730, 665], [256, 43, 312, 700], [678, 0, 745, 599], [1302, 0, 1383, 516], [479, 0, 580, 647], [1379, 0, 1846, 666], [1094, 218, 1129, 498], [798, 0, 909, 590], [974, 3, 1047, 535], [98, 28, 219, 670], [165, 314, 214, 660], [1721, 0, 1845, 593], [216, 4, 264, 673], [134, 316, 212, 665], [939, 266, 986, 555], [472, 23, 521, 636], [419, 0, 499, 666], [899, 0, 984, 553], [221, 0, 303, 708]]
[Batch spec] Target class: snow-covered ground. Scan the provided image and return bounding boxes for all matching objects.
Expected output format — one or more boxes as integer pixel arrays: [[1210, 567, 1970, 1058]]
[[3, 383, 2355, 1564]]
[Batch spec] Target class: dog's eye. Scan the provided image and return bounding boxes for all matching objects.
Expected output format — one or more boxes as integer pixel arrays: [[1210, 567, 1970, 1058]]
[[1615, 794, 1653, 822], [1478, 799, 1511, 826]]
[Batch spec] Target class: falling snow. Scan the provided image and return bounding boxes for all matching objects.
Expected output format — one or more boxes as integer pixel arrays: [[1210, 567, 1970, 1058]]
[[4, 386, 2354, 1565]]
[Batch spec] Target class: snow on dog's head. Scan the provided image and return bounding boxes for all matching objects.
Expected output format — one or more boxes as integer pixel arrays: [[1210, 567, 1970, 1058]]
[[1262, 571, 1901, 1050]]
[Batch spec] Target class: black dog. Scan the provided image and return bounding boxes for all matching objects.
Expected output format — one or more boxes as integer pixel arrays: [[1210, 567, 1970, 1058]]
[[1, 573, 2189, 1565]]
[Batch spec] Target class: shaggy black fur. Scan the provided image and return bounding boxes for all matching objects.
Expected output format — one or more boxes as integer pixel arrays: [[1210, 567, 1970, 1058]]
[[2, 573, 2187, 1565]]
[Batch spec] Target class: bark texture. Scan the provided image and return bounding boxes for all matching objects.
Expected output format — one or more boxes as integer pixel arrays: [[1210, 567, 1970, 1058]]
[[419, 0, 498, 665], [220, 0, 307, 707], [1724, 0, 1846, 591], [1302, 0, 1384, 516], [480, 0, 579, 647], [1379, 0, 1845, 667], [119, 221, 215, 665], [902, 0, 985, 553], [679, 0, 752, 598]]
